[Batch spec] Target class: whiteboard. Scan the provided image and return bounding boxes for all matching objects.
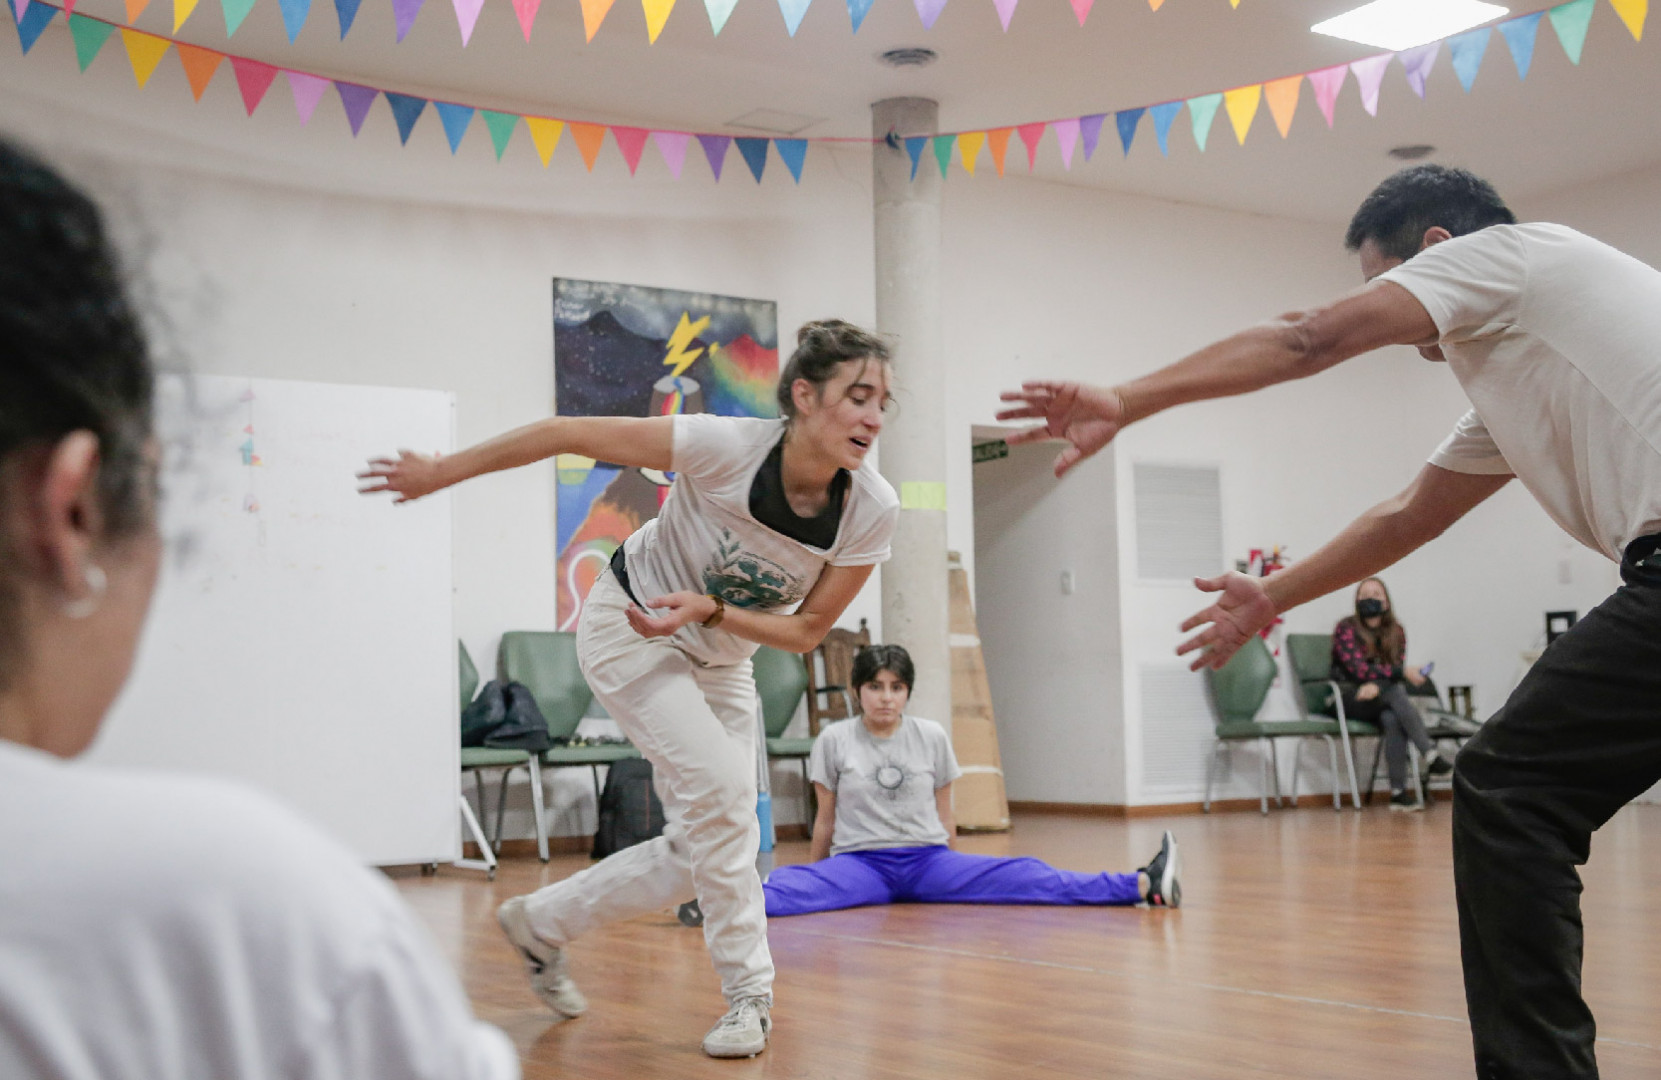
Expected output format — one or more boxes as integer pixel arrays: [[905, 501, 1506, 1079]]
[[95, 375, 457, 866]]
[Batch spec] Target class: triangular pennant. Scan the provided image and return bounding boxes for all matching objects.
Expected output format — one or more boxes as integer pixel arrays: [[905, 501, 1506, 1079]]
[[68, 14, 116, 71], [699, 134, 731, 179], [511, 0, 538, 37], [1186, 92, 1222, 151], [278, 0, 309, 41], [705, 0, 737, 32], [333, 0, 361, 36], [452, 0, 484, 43], [287, 70, 330, 123], [904, 135, 927, 180], [957, 130, 985, 175], [844, 0, 871, 29], [1609, 0, 1646, 40], [1263, 74, 1301, 137], [229, 57, 278, 115], [913, 0, 945, 28], [1350, 53, 1394, 115], [642, 0, 673, 42], [736, 136, 769, 182], [992, 0, 1015, 30], [391, 0, 424, 40], [14, 3, 57, 54], [1500, 13, 1542, 78], [1448, 27, 1490, 91], [434, 102, 474, 152], [1113, 108, 1143, 156], [987, 127, 1012, 175], [579, 0, 613, 39], [119, 28, 170, 88], [335, 81, 379, 136], [1068, 0, 1089, 25], [1016, 122, 1045, 170], [175, 43, 223, 99], [124, 0, 151, 21], [571, 122, 608, 170], [1548, 0, 1595, 63], [931, 133, 955, 178], [220, 0, 257, 36], [1079, 113, 1106, 160], [1052, 117, 1080, 169], [613, 125, 650, 174], [1149, 100, 1181, 155], [384, 92, 428, 145], [173, 0, 198, 31], [1399, 41, 1439, 97], [777, 0, 808, 33], [1223, 84, 1261, 144], [653, 130, 691, 178], [1307, 64, 1347, 126], [775, 138, 807, 182], [525, 117, 565, 165], [481, 110, 519, 159]]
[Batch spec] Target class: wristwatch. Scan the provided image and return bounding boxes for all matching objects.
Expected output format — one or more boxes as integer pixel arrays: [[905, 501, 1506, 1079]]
[[701, 594, 726, 629]]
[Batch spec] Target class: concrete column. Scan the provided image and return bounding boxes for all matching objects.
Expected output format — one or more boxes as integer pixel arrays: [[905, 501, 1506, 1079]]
[[872, 97, 951, 733]]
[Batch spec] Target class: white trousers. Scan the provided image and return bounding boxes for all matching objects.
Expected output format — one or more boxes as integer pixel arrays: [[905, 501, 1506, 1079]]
[[522, 571, 774, 1004]]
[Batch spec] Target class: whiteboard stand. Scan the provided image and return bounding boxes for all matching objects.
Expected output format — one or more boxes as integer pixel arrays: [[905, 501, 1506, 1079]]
[[452, 796, 497, 879]]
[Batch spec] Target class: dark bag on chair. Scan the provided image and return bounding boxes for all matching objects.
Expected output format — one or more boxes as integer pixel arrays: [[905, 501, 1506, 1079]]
[[461, 680, 508, 747], [592, 757, 665, 859], [480, 682, 555, 753]]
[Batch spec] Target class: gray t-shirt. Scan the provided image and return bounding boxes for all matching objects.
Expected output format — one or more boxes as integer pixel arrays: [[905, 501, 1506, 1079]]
[[809, 715, 962, 857]]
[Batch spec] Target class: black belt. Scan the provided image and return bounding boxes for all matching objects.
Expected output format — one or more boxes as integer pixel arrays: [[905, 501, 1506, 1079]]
[[1627, 532, 1661, 570], [609, 546, 643, 606]]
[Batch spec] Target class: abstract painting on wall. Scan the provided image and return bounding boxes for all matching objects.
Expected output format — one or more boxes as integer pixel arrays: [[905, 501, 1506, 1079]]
[[553, 279, 779, 629]]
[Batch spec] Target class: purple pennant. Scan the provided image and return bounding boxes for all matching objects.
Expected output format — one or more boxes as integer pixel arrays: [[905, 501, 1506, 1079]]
[[698, 134, 731, 180], [335, 81, 379, 136], [1078, 113, 1106, 161], [391, 0, 424, 40], [1398, 41, 1440, 98], [1349, 53, 1395, 117], [991, 0, 1015, 30], [912, 0, 945, 28]]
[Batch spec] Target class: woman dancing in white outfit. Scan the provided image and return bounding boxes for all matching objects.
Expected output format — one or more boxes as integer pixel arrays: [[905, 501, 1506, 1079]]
[[362, 320, 899, 1058]]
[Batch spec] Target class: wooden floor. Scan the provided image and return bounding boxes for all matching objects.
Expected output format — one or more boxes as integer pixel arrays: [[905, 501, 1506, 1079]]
[[391, 804, 1661, 1079]]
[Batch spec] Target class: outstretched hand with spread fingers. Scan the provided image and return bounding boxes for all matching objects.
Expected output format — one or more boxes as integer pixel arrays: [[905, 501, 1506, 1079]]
[[1176, 573, 1278, 671], [357, 450, 445, 504], [995, 382, 1126, 477]]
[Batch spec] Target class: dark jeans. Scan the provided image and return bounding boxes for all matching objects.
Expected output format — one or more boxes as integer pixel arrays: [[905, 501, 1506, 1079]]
[[1345, 682, 1434, 791], [1452, 534, 1661, 1079]]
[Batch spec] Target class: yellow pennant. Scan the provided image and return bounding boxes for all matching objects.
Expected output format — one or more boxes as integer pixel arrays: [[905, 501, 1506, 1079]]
[[1609, 0, 1646, 40], [1263, 74, 1301, 138], [580, 0, 615, 40], [957, 131, 986, 176], [642, 0, 674, 40], [120, 29, 171, 88], [1224, 84, 1261, 144], [173, 0, 199, 30], [525, 118, 565, 166]]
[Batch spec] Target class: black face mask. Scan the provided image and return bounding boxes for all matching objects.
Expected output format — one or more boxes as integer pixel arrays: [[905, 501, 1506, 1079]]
[[1357, 598, 1386, 619]]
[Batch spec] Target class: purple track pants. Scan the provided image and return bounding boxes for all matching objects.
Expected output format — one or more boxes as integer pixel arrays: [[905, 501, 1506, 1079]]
[[763, 845, 1141, 917]]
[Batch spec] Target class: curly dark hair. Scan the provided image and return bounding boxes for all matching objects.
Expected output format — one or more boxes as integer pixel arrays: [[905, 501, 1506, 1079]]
[[775, 319, 891, 421], [1344, 164, 1516, 263], [850, 643, 915, 698]]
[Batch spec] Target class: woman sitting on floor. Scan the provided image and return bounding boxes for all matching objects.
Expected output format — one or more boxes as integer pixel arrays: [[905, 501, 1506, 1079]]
[[762, 644, 1181, 917]]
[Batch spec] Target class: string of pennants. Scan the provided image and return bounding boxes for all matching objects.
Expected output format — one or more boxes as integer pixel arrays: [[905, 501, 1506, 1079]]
[[8, 0, 1647, 183], [16, 0, 1237, 44]]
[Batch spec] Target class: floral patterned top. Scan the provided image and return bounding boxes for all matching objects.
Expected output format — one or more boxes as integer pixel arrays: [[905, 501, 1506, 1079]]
[[1331, 618, 1403, 684]]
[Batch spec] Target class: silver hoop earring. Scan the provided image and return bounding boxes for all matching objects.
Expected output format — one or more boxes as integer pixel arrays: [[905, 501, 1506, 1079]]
[[63, 564, 107, 620]]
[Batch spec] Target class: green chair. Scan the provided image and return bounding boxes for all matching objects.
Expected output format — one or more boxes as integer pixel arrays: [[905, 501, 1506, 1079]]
[[458, 640, 546, 864], [497, 631, 641, 846], [1284, 632, 1386, 810], [753, 645, 817, 831], [1204, 635, 1344, 814]]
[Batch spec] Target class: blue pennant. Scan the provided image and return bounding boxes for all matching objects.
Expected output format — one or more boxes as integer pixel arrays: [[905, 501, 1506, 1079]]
[[434, 102, 475, 154], [735, 137, 769, 183], [774, 139, 807, 183], [1115, 108, 1144, 156], [1448, 27, 1490, 92], [1500, 12, 1542, 80], [334, 0, 362, 38], [14, 0, 56, 52], [384, 92, 428, 146], [904, 135, 927, 180], [1149, 101, 1183, 156]]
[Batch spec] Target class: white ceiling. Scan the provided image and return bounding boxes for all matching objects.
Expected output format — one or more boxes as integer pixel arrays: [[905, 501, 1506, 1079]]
[[55, 0, 1661, 220]]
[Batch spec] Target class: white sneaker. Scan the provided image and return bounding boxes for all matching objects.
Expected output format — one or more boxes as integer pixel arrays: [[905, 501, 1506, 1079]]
[[701, 996, 771, 1058], [496, 896, 588, 1019]]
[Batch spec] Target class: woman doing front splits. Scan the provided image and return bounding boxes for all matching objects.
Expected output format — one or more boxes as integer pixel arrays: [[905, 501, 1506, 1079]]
[[361, 321, 899, 1058], [762, 645, 1182, 918]]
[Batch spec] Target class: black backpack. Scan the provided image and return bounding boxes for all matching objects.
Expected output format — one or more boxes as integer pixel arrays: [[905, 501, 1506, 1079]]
[[592, 757, 666, 859], [460, 680, 554, 754]]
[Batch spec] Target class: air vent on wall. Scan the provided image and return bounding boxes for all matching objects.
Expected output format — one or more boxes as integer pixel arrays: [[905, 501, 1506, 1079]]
[[1133, 463, 1223, 581], [1139, 663, 1217, 792]]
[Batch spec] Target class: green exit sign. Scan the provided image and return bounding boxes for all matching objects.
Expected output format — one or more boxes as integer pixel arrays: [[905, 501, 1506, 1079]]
[[972, 440, 1009, 464]]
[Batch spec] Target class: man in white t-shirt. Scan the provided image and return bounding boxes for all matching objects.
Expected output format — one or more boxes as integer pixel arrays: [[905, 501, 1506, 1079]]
[[998, 164, 1661, 1080]]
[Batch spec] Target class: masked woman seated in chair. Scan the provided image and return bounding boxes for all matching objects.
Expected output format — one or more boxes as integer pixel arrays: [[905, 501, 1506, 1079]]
[[762, 644, 1180, 916], [1332, 577, 1454, 812]]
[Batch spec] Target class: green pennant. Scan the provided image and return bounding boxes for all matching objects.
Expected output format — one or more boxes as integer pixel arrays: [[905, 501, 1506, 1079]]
[[1187, 92, 1224, 152], [481, 111, 520, 161], [221, 0, 259, 35], [1548, 0, 1595, 63], [932, 134, 956, 179], [68, 14, 117, 72]]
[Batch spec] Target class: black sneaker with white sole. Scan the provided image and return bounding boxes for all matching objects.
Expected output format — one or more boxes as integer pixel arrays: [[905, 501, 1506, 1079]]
[[1388, 790, 1423, 813], [1139, 830, 1181, 908]]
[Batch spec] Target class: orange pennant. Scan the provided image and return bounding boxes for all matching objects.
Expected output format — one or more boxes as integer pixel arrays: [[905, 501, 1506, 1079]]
[[987, 127, 1013, 176], [579, 0, 614, 39], [569, 122, 607, 170], [524, 117, 565, 166], [1148, 0, 1163, 7], [1263, 74, 1302, 138], [125, 0, 152, 19], [174, 42, 224, 101], [120, 29, 171, 88]]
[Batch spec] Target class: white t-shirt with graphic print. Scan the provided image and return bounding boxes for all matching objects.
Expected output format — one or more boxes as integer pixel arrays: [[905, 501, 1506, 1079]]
[[809, 715, 962, 858], [620, 414, 900, 667]]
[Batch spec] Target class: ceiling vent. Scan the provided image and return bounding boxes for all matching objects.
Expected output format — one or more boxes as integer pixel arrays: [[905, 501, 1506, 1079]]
[[1388, 144, 1437, 160], [879, 47, 939, 67]]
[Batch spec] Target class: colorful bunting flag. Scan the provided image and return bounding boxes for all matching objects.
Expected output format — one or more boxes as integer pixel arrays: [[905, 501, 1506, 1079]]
[[1399, 41, 1439, 97], [173, 0, 197, 31], [13, 1, 56, 53], [1016, 122, 1044, 170], [653, 130, 690, 178], [776, 138, 807, 182], [1052, 117, 1080, 169], [481, 110, 520, 159], [1500, 13, 1542, 78], [777, 0, 808, 34], [511, 0, 538, 38], [1149, 100, 1181, 154], [335, 80, 378, 135], [229, 57, 278, 115], [571, 122, 607, 170], [452, 0, 484, 43], [699, 134, 731, 179], [221, 0, 257, 37], [1307, 64, 1346, 126], [277, 0, 309, 41], [124, 0, 151, 21], [705, 0, 737, 32], [525, 116, 564, 165], [68, 14, 116, 71], [1609, 0, 1646, 40], [1549, 0, 1595, 62], [844, 0, 870, 29], [931, 133, 954, 178], [1079, 113, 1106, 160], [1223, 84, 1260, 144], [385, 92, 427, 144], [287, 69, 330, 123], [1447, 27, 1490, 91], [1187, 92, 1222, 151], [580, 0, 613, 40], [987, 127, 1012, 175], [642, 0, 673, 42], [1068, 0, 1089, 26], [904, 135, 927, 180], [333, 0, 361, 36], [1263, 74, 1300, 137], [1113, 108, 1142, 156], [1350, 53, 1393, 115], [613, 125, 650, 174], [992, 0, 1015, 30], [914, 0, 945, 28], [120, 28, 170, 87], [175, 43, 223, 99], [391, 0, 424, 41], [434, 102, 473, 152], [737, 136, 769, 181], [955, 130, 984, 175]]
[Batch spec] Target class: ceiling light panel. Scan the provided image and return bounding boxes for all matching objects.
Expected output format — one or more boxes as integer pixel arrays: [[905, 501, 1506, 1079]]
[[1312, 0, 1508, 51]]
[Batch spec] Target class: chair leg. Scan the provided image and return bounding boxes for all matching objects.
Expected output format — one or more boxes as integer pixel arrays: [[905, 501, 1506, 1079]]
[[528, 758, 549, 863], [454, 795, 497, 879], [1258, 738, 1271, 815], [492, 766, 513, 855], [800, 758, 815, 839], [1367, 739, 1385, 805], [590, 765, 604, 820], [1204, 741, 1222, 813], [1325, 736, 1341, 811], [1289, 739, 1301, 808], [1337, 723, 1364, 810], [1409, 745, 1425, 807], [472, 770, 488, 839]]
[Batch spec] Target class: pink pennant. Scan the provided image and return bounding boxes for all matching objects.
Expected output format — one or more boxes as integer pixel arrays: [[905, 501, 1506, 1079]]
[[1016, 122, 1045, 171], [452, 0, 485, 43], [229, 57, 279, 117], [913, 0, 945, 28], [652, 131, 691, 179], [1068, 0, 1089, 25], [1052, 118, 1080, 169], [1307, 64, 1347, 128], [1349, 53, 1394, 117], [613, 126, 650, 175], [992, 0, 1016, 30], [286, 70, 330, 125], [511, 0, 538, 39]]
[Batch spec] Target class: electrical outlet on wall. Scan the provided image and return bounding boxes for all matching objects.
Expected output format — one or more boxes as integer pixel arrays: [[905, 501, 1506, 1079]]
[[1060, 569, 1075, 595]]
